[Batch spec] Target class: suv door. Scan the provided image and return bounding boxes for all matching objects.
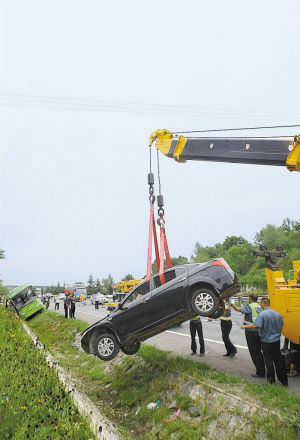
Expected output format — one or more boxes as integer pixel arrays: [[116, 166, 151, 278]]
[[113, 281, 153, 340], [145, 267, 188, 325]]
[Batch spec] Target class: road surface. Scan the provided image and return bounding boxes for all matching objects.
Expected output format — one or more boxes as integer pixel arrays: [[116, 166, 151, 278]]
[[49, 300, 300, 395]]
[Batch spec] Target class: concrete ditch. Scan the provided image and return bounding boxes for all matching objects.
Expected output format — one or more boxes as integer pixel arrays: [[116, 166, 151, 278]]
[[22, 322, 119, 440]]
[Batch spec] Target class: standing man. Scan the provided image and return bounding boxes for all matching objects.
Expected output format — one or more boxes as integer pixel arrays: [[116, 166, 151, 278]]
[[64, 295, 71, 318], [80, 292, 85, 306], [70, 294, 76, 318], [241, 297, 288, 386], [41, 292, 46, 306], [95, 292, 100, 310], [220, 300, 237, 358], [54, 294, 60, 310], [190, 316, 205, 357], [232, 293, 265, 378], [45, 293, 50, 310]]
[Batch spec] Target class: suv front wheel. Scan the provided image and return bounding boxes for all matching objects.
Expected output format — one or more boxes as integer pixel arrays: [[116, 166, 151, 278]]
[[191, 287, 219, 317], [95, 332, 120, 361]]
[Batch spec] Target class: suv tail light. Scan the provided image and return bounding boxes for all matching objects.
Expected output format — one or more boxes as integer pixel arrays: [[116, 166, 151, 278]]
[[211, 258, 230, 269]]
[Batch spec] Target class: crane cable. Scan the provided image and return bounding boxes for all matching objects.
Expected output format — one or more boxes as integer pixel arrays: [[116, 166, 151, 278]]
[[146, 145, 171, 285], [155, 150, 172, 285], [146, 145, 159, 282], [171, 123, 300, 135]]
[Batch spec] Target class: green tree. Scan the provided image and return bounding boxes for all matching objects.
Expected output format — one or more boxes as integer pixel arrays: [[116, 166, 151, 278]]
[[101, 274, 114, 295], [254, 224, 288, 250], [151, 255, 189, 275], [122, 274, 135, 281], [95, 278, 102, 293], [281, 218, 297, 232], [191, 243, 210, 263], [226, 244, 255, 276], [223, 236, 248, 251], [87, 275, 95, 295]]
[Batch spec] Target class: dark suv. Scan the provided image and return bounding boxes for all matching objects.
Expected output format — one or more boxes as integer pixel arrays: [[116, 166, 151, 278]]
[[81, 259, 240, 361]]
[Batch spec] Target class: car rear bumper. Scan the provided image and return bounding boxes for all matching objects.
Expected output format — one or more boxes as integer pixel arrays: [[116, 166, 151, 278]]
[[220, 273, 241, 300]]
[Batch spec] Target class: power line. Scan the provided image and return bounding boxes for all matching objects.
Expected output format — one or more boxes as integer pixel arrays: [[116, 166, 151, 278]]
[[1, 93, 300, 121]]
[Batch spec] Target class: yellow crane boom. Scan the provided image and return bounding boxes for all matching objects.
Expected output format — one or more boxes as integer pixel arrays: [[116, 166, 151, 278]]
[[149, 129, 300, 171]]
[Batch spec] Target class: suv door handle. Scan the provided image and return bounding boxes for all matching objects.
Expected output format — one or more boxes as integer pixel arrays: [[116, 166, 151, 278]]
[[174, 277, 187, 284]]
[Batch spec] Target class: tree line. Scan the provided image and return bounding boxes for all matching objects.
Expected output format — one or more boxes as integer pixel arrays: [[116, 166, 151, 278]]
[[151, 218, 300, 291], [1, 218, 299, 295]]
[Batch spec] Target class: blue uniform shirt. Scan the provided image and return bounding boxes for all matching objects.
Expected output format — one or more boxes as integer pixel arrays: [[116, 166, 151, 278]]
[[241, 303, 261, 332], [254, 307, 284, 343]]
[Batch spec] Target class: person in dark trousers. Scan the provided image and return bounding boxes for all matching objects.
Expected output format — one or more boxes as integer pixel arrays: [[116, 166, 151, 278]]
[[232, 293, 265, 378], [95, 292, 101, 310], [70, 295, 76, 318], [64, 295, 71, 318], [221, 300, 237, 358], [190, 316, 205, 357], [241, 297, 288, 386], [54, 294, 60, 310]]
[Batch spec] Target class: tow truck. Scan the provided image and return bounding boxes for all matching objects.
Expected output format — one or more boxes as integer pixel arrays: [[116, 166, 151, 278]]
[[106, 279, 145, 311], [149, 127, 300, 373]]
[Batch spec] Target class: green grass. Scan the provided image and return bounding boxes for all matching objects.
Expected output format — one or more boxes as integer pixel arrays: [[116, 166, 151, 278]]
[[26, 310, 300, 440], [0, 307, 95, 440]]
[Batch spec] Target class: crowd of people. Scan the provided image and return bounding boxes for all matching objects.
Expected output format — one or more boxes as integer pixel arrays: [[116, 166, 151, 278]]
[[189, 293, 288, 387]]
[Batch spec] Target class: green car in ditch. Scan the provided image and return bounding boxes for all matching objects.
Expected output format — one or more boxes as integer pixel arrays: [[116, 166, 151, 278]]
[[6, 285, 44, 319]]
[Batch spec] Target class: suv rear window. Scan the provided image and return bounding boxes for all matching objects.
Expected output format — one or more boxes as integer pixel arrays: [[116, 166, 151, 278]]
[[153, 267, 186, 288]]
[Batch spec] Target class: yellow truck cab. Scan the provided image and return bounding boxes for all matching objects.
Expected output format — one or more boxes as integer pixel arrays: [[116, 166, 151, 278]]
[[254, 246, 300, 345]]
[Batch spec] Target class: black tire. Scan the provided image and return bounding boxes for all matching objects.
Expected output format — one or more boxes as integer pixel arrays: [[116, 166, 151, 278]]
[[190, 287, 219, 317], [120, 340, 141, 355], [95, 332, 120, 361]]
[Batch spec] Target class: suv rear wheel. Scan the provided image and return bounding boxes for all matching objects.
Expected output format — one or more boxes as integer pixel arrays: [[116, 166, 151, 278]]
[[95, 332, 119, 361], [191, 287, 219, 317]]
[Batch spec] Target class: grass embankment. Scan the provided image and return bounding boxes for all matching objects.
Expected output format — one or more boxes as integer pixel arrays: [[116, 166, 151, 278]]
[[0, 307, 95, 440], [28, 311, 300, 440]]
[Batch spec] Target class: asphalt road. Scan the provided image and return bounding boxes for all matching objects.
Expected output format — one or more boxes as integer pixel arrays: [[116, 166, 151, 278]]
[[49, 300, 300, 395]]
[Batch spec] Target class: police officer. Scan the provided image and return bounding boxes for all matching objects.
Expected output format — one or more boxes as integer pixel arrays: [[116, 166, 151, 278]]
[[241, 297, 288, 386], [190, 316, 205, 357], [232, 293, 265, 378], [220, 300, 237, 358]]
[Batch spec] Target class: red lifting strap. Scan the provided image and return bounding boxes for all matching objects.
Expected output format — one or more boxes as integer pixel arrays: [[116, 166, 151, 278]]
[[147, 204, 172, 285], [153, 215, 160, 272], [146, 204, 160, 282], [158, 226, 172, 284], [164, 228, 172, 269], [146, 204, 154, 282]]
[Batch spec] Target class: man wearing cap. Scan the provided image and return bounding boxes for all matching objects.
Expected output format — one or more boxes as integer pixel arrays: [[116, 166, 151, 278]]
[[190, 316, 205, 357], [241, 297, 287, 386], [232, 293, 265, 378]]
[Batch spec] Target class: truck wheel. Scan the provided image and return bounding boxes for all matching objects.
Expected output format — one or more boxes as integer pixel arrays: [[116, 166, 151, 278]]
[[191, 287, 219, 317], [120, 340, 141, 355], [95, 333, 119, 361]]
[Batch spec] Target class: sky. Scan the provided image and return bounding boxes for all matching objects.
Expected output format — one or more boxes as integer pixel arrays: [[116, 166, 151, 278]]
[[1, 1, 300, 286]]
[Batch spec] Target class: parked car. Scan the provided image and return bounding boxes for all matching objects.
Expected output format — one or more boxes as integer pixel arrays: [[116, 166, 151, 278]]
[[90, 294, 108, 305], [81, 259, 240, 361], [59, 293, 66, 300]]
